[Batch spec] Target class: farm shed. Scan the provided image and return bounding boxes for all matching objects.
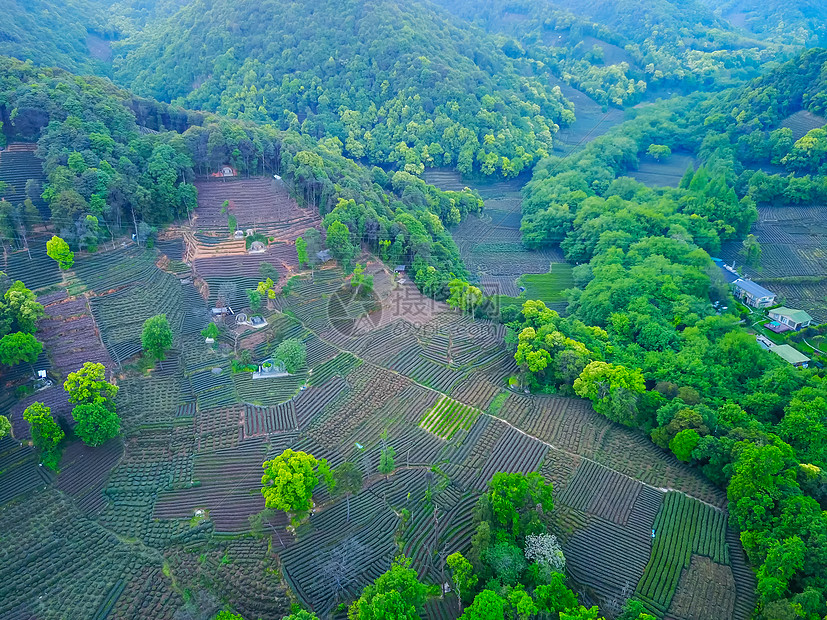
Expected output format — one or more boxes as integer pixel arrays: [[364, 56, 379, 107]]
[[211, 164, 238, 178], [732, 278, 776, 308], [768, 307, 813, 331], [771, 344, 811, 368]]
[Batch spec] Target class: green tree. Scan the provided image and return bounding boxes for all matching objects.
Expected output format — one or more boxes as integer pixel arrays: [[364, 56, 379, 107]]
[[247, 288, 263, 310], [46, 235, 74, 270], [326, 220, 357, 269], [63, 362, 118, 409], [777, 390, 827, 468], [273, 338, 307, 373], [378, 443, 396, 480], [0, 331, 42, 369], [508, 585, 538, 620], [447, 552, 478, 613], [142, 314, 173, 364], [23, 402, 64, 469], [459, 590, 506, 620], [0, 414, 11, 439], [213, 612, 243, 620], [617, 600, 656, 620], [351, 263, 374, 292], [281, 611, 319, 620], [484, 540, 526, 585], [333, 461, 364, 523], [646, 144, 672, 160], [1, 279, 45, 336], [348, 556, 427, 620], [756, 536, 806, 605], [202, 322, 220, 340], [72, 402, 121, 446], [261, 449, 325, 517], [573, 361, 646, 426], [669, 428, 700, 462], [560, 606, 605, 620], [488, 471, 554, 538], [259, 262, 279, 282], [534, 573, 578, 614], [296, 236, 309, 268], [67, 151, 87, 174], [227, 213, 237, 235], [739, 233, 762, 268]]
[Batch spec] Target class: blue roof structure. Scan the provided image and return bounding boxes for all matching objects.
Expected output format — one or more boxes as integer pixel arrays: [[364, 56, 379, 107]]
[[714, 260, 740, 283], [733, 278, 774, 299]]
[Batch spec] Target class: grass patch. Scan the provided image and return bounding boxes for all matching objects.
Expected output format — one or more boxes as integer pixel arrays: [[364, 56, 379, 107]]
[[486, 392, 508, 416], [518, 264, 574, 304]]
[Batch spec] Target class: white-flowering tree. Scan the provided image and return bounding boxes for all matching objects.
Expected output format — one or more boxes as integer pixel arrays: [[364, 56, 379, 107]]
[[524, 533, 566, 574]]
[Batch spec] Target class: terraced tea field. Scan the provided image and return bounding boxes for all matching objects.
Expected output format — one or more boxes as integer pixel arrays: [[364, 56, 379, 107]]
[[427, 169, 571, 301], [0, 188, 754, 619], [780, 109, 827, 141], [629, 152, 696, 188], [193, 177, 320, 239]]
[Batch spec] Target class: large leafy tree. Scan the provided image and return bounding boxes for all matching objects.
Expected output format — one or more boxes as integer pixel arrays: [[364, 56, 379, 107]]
[[459, 590, 506, 620], [46, 235, 74, 270], [64, 362, 118, 409], [348, 556, 428, 620], [325, 220, 357, 269], [447, 552, 478, 613], [261, 449, 327, 517], [573, 361, 646, 426], [281, 610, 319, 620], [378, 444, 396, 480], [295, 236, 308, 268], [0, 414, 11, 439], [0, 278, 45, 336], [560, 606, 606, 620], [488, 471, 554, 538], [534, 573, 578, 614], [142, 314, 174, 363], [776, 388, 827, 468], [669, 428, 701, 462], [23, 402, 64, 469], [72, 402, 121, 446], [273, 338, 307, 373], [0, 332, 42, 368]]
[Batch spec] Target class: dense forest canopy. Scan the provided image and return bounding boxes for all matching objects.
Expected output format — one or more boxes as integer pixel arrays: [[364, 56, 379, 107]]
[[510, 48, 827, 620], [0, 0, 115, 74], [111, 0, 576, 178]]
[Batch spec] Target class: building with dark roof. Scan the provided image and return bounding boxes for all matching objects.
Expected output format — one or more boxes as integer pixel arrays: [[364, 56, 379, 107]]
[[732, 278, 776, 308]]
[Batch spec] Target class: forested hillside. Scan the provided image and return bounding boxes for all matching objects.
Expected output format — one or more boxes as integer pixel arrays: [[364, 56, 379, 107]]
[[433, 0, 782, 106], [0, 56, 478, 286], [0, 0, 115, 74], [514, 48, 827, 619], [705, 0, 827, 46], [111, 0, 575, 178]]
